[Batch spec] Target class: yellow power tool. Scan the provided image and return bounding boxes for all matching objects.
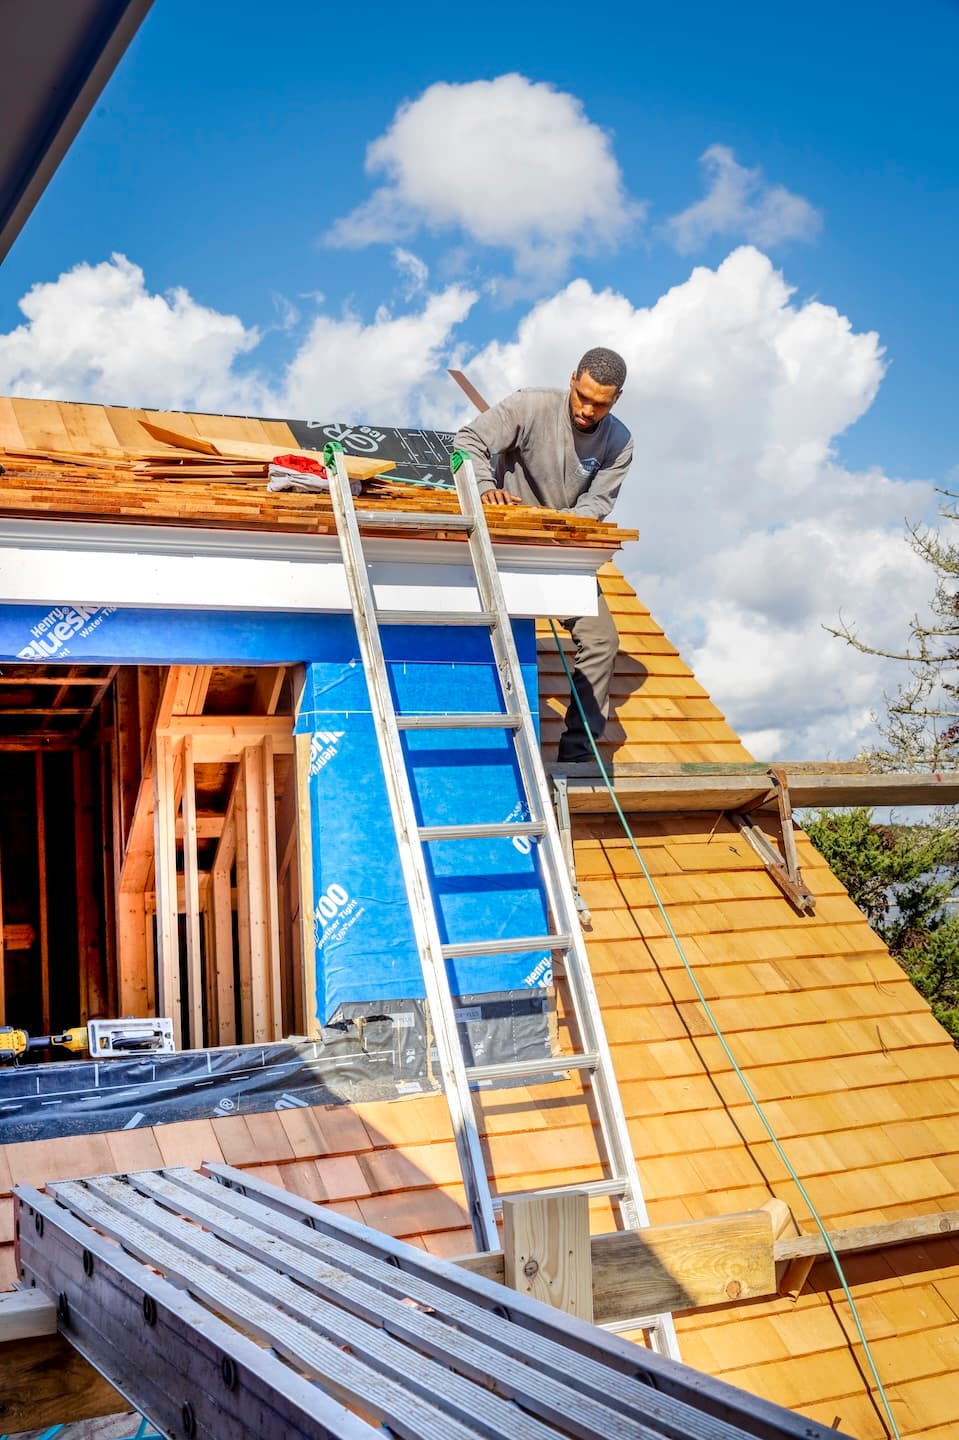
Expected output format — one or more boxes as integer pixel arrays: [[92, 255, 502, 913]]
[[0, 1024, 89, 1061]]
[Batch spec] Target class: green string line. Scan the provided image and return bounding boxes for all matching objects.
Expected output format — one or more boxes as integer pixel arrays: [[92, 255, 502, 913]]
[[549, 619, 902, 1440]]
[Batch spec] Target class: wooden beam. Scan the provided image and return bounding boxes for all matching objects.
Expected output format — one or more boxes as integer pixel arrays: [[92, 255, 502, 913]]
[[458, 1205, 959, 1322], [0, 832, 5, 1023], [212, 784, 238, 1047], [234, 758, 253, 1042], [554, 767, 959, 814], [251, 665, 287, 715], [119, 761, 156, 895], [159, 715, 294, 764], [119, 667, 206, 894], [458, 1209, 777, 1319], [74, 748, 105, 1022], [275, 753, 301, 1035], [160, 715, 292, 738], [211, 864, 235, 1045], [0, 1289, 56, 1341], [0, 1335, 123, 1431], [116, 890, 150, 1017], [239, 744, 280, 1042], [775, 1208, 959, 1264], [2, 923, 36, 950], [181, 734, 204, 1047], [34, 753, 50, 1033], [293, 729, 317, 1037], [262, 735, 283, 1038], [176, 813, 225, 839], [114, 666, 142, 851], [137, 666, 161, 764], [155, 664, 211, 729], [152, 731, 181, 1041], [0, 735, 75, 751], [80, 663, 119, 740], [98, 729, 118, 1018], [0, 675, 110, 686], [0, 706, 91, 716], [503, 1192, 593, 1322]]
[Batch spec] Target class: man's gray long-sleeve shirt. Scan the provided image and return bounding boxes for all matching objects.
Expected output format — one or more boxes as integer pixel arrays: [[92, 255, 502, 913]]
[[453, 388, 632, 521]]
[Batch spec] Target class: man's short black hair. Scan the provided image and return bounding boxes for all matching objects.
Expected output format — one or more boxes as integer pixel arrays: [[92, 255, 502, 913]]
[[576, 346, 627, 391]]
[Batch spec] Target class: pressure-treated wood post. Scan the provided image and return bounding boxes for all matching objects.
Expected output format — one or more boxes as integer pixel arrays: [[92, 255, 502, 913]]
[[502, 1191, 593, 1321]]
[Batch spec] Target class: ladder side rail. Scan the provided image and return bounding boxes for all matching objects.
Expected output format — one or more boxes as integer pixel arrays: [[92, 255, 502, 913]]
[[325, 446, 497, 1250], [451, 454, 681, 1359], [451, 453, 645, 1202]]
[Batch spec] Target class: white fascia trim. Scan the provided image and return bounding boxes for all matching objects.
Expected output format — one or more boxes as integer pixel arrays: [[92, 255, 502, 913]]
[[0, 518, 619, 618]]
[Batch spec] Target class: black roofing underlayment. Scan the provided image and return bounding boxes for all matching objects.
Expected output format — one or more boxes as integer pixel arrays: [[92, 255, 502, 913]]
[[0, 990, 550, 1142]]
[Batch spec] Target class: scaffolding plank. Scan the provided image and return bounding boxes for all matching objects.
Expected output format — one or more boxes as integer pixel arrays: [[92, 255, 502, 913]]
[[14, 1184, 371, 1440], [12, 1169, 849, 1440]]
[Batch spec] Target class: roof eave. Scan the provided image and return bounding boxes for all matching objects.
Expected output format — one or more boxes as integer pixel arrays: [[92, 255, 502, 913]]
[[0, 0, 154, 265]]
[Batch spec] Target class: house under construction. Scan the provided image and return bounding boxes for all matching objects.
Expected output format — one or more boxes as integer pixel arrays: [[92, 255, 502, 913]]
[[3, 9, 959, 1436], [0, 397, 957, 1440]]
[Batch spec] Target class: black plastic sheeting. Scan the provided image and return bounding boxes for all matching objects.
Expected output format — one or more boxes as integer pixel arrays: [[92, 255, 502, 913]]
[[285, 420, 457, 487], [0, 991, 553, 1142]]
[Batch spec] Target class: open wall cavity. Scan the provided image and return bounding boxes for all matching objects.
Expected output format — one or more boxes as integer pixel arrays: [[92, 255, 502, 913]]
[[0, 662, 304, 1051]]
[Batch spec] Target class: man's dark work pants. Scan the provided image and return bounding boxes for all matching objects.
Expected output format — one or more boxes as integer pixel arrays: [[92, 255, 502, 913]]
[[557, 588, 619, 762]]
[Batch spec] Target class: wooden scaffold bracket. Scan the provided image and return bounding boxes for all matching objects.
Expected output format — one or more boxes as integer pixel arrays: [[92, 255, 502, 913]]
[[733, 767, 816, 916]]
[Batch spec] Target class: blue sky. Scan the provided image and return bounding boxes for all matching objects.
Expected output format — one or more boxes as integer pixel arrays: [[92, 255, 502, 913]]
[[3, 0, 956, 479], [1, 0, 956, 756]]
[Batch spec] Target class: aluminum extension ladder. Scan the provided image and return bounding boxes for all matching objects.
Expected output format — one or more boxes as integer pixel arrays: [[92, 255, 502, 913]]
[[323, 441, 680, 1360]]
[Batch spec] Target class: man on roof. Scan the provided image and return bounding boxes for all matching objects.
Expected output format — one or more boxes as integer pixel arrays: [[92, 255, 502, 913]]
[[453, 346, 632, 764]]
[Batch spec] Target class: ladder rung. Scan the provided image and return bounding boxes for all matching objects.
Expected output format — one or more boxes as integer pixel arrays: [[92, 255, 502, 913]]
[[442, 933, 571, 959], [376, 610, 497, 627], [491, 1177, 628, 1212], [466, 1052, 599, 1084], [418, 820, 546, 842], [356, 510, 474, 532], [396, 713, 522, 731]]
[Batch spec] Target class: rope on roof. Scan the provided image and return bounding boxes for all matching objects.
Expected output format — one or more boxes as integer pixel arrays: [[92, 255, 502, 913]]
[[550, 619, 903, 1440]]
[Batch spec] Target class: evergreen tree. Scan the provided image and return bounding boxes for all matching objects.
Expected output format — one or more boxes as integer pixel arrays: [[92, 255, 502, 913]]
[[804, 809, 959, 1043]]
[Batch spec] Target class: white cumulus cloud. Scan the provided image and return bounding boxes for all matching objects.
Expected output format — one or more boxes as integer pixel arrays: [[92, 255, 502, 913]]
[[0, 245, 934, 759], [325, 75, 642, 284], [0, 253, 476, 426], [0, 255, 263, 412], [280, 282, 476, 421], [668, 145, 821, 253], [440, 248, 934, 759]]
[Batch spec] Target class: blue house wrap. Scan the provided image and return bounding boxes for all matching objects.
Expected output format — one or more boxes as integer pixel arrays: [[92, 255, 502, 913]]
[[1, 600, 552, 1027], [0, 603, 336, 666], [295, 617, 551, 1025]]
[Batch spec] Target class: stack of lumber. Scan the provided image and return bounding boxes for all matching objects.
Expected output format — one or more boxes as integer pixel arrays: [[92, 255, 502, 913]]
[[0, 443, 634, 550]]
